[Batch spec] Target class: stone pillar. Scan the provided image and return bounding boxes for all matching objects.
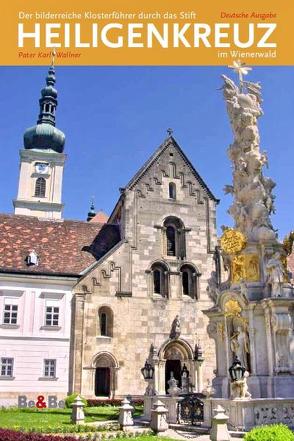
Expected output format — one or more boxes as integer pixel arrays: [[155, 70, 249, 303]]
[[263, 303, 274, 376], [195, 360, 204, 392], [150, 399, 169, 433], [153, 359, 160, 394], [210, 405, 231, 441], [158, 360, 166, 395], [71, 395, 85, 425], [271, 307, 292, 373], [119, 398, 134, 429], [248, 305, 257, 375], [71, 294, 86, 394]]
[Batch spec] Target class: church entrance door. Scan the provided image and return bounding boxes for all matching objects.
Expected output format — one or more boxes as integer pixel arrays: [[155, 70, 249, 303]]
[[165, 359, 181, 393], [95, 367, 110, 396]]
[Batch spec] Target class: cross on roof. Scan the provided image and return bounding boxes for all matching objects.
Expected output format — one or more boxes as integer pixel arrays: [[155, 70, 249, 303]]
[[228, 60, 252, 84]]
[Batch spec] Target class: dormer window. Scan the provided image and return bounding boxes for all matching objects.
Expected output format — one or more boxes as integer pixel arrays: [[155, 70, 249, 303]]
[[169, 182, 176, 200], [26, 250, 39, 266]]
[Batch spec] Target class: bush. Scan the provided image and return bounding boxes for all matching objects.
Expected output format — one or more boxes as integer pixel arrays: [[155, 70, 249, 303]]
[[64, 393, 88, 408], [244, 423, 294, 441], [0, 428, 78, 441]]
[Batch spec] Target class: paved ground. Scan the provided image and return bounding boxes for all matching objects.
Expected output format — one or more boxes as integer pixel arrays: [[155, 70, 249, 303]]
[[160, 428, 243, 440]]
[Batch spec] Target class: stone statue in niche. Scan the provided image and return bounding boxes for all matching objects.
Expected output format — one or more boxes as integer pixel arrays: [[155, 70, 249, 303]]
[[230, 324, 250, 370], [170, 315, 181, 339], [167, 372, 181, 396], [265, 252, 285, 297], [181, 365, 189, 394]]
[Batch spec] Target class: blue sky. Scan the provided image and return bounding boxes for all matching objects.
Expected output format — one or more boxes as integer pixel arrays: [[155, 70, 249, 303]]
[[0, 66, 293, 238]]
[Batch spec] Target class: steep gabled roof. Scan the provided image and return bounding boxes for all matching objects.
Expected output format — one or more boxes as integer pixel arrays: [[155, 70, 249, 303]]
[[126, 136, 219, 202], [0, 214, 120, 276]]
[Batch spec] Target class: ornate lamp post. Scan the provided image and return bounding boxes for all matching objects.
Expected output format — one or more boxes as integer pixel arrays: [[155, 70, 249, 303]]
[[141, 360, 154, 380], [194, 342, 204, 392], [141, 360, 156, 396], [228, 356, 251, 400], [229, 357, 245, 382]]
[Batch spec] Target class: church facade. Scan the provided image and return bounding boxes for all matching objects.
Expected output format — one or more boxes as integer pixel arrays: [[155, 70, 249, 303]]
[[70, 136, 219, 398]]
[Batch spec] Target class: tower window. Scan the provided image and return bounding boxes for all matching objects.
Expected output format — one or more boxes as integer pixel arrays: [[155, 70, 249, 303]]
[[154, 270, 161, 294], [169, 182, 176, 199], [35, 177, 46, 198], [151, 262, 169, 298], [163, 217, 186, 259], [100, 312, 107, 336], [182, 271, 189, 295], [180, 264, 200, 299], [166, 226, 176, 256], [98, 307, 113, 337]]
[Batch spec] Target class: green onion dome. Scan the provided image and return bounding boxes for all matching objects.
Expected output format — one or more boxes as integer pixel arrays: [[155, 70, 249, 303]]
[[24, 65, 65, 153]]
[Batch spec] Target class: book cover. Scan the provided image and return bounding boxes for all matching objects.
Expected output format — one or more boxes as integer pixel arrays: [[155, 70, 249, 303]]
[[0, 0, 293, 436]]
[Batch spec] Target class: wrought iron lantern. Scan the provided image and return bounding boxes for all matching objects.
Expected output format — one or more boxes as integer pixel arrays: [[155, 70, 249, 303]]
[[229, 356, 245, 382], [141, 360, 154, 380], [194, 342, 204, 362]]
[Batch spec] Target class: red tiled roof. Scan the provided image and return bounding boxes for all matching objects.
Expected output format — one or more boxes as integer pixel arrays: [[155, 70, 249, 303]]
[[90, 211, 109, 223], [0, 214, 120, 276]]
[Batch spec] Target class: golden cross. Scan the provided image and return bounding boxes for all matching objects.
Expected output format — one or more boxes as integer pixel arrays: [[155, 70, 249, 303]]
[[228, 60, 252, 84]]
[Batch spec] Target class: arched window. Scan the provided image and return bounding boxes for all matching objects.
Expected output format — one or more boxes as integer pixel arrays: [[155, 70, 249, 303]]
[[182, 271, 189, 295], [169, 182, 176, 200], [154, 269, 161, 294], [163, 217, 186, 259], [180, 264, 200, 299], [100, 313, 107, 336], [166, 226, 176, 256], [34, 177, 46, 198], [98, 307, 113, 337], [151, 262, 169, 298]]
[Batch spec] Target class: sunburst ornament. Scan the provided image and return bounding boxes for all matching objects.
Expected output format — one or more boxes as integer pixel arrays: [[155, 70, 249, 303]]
[[228, 60, 252, 84], [220, 228, 247, 255], [224, 299, 242, 317]]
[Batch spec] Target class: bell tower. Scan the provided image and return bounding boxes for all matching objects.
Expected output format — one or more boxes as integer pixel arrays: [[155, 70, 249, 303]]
[[13, 62, 66, 219]]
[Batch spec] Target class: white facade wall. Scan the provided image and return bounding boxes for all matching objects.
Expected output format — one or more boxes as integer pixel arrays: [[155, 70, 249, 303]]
[[0, 275, 75, 406]]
